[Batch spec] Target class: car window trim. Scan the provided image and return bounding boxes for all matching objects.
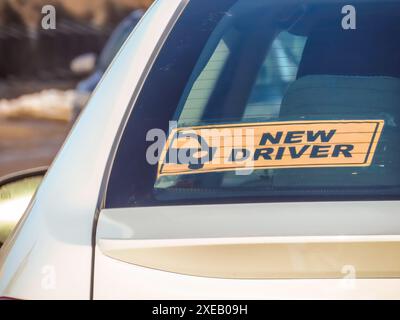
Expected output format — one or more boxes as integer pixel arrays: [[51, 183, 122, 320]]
[[90, 0, 190, 300]]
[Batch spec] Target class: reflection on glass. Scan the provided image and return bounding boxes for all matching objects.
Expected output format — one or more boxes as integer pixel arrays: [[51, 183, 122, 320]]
[[0, 176, 43, 245]]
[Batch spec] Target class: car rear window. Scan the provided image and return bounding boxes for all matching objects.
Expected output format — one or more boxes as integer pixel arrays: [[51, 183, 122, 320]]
[[106, 0, 400, 208]]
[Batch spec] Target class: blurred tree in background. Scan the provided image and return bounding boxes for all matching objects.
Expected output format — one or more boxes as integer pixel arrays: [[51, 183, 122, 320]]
[[1, 0, 153, 29], [0, 0, 153, 94], [0, 1, 154, 177]]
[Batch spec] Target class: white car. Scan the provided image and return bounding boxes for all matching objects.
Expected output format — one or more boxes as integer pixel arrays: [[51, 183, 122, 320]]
[[1, 0, 400, 300]]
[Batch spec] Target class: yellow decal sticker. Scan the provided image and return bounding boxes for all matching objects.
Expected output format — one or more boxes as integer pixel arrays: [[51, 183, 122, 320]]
[[158, 120, 384, 177]]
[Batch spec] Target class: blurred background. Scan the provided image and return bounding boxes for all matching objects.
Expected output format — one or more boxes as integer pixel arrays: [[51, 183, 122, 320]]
[[0, 0, 153, 177]]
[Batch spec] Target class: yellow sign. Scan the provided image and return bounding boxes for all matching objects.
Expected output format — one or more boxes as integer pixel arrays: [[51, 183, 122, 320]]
[[158, 120, 384, 177]]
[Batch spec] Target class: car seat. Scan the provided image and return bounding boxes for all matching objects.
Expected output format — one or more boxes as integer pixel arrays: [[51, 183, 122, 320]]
[[275, 16, 400, 190]]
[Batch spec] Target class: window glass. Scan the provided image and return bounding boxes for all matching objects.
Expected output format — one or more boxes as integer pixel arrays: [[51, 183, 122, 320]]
[[177, 38, 231, 126], [106, 0, 400, 208], [244, 32, 306, 120]]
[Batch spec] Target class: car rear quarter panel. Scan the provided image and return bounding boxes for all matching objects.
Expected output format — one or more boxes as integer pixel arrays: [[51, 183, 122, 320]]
[[0, 0, 183, 300]]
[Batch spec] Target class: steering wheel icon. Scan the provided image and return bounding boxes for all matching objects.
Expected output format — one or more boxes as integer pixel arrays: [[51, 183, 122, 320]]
[[170, 131, 215, 170]]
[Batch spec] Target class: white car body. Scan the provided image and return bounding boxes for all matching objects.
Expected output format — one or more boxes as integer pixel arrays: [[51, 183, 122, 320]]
[[1, 0, 400, 300]]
